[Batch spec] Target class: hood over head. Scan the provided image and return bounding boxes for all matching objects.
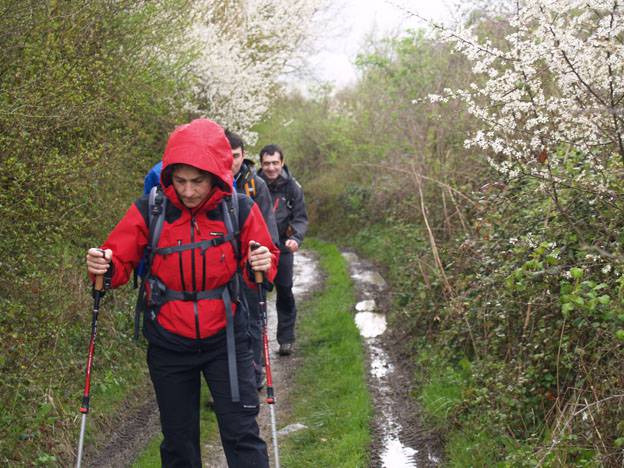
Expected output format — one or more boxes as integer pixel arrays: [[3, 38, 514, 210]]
[[160, 119, 234, 198]]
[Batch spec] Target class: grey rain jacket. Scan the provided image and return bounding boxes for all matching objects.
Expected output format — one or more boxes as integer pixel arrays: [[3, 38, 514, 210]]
[[235, 159, 279, 246], [258, 165, 308, 252]]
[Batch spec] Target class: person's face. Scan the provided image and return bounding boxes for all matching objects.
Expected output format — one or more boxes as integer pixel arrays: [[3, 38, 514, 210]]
[[171, 165, 213, 208], [260, 152, 284, 182], [231, 146, 244, 176]]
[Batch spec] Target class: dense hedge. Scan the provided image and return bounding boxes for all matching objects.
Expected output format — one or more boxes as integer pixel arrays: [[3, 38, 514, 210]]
[[0, 1, 193, 463]]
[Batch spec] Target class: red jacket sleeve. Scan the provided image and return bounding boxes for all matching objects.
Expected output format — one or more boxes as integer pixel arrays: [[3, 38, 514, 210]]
[[89, 203, 149, 288]]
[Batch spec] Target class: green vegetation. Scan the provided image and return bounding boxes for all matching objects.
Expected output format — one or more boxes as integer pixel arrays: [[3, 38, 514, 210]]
[[0, 1, 193, 464], [281, 239, 371, 467], [258, 16, 624, 466]]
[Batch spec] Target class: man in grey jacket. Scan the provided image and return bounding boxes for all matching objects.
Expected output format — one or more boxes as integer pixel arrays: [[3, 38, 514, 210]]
[[258, 144, 308, 356], [227, 130, 279, 388]]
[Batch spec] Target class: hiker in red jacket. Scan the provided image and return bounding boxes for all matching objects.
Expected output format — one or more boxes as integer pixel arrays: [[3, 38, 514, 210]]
[[86, 118, 279, 467]]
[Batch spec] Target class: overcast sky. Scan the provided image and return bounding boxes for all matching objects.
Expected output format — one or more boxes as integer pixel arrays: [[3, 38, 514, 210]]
[[296, 0, 455, 91]]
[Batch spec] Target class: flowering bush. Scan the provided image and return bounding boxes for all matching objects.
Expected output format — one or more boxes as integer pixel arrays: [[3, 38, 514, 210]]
[[188, 0, 323, 144], [420, 2, 624, 463], [431, 1, 624, 194]]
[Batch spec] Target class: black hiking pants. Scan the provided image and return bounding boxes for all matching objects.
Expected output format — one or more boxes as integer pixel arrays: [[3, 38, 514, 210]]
[[275, 250, 296, 345], [147, 340, 269, 468], [243, 285, 265, 388]]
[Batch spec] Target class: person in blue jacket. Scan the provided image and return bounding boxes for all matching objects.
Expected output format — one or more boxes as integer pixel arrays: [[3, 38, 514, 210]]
[[144, 161, 162, 195]]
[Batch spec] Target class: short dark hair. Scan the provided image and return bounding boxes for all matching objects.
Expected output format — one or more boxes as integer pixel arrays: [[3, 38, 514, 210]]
[[225, 129, 245, 152], [259, 144, 284, 162], [163, 163, 215, 187]]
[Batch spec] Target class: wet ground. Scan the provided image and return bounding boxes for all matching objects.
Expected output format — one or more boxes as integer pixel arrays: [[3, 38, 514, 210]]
[[343, 251, 442, 468], [83, 248, 441, 467]]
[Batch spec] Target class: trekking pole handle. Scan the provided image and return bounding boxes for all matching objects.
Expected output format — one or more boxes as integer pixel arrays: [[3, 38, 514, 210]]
[[94, 274, 104, 291], [92, 248, 108, 292], [250, 242, 264, 284]]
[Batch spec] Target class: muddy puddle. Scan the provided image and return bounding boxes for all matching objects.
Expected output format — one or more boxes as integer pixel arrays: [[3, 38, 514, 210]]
[[343, 251, 442, 468]]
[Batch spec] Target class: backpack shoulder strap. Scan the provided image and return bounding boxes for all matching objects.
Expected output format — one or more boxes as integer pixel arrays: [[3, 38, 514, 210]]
[[147, 185, 167, 260], [220, 191, 241, 259], [134, 185, 167, 340], [244, 177, 256, 198], [285, 177, 300, 209]]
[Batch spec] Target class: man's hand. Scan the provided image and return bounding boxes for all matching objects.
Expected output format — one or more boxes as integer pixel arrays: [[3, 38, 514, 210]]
[[285, 239, 299, 253], [86, 248, 112, 275], [248, 241, 271, 272]]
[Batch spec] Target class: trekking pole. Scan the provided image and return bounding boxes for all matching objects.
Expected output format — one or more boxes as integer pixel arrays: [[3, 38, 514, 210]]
[[251, 243, 281, 468], [76, 264, 106, 468]]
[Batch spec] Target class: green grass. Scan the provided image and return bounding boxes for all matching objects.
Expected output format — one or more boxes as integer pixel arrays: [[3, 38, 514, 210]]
[[418, 354, 471, 427], [280, 239, 372, 467]]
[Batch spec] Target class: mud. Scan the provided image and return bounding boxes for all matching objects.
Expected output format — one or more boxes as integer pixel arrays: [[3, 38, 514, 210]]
[[82, 380, 161, 468], [343, 250, 443, 468]]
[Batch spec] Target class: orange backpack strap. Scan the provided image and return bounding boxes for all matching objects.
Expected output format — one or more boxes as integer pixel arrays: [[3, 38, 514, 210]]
[[244, 177, 256, 198]]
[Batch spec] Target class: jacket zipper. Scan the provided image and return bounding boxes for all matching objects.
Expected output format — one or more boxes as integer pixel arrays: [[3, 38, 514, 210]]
[[191, 215, 200, 340], [178, 240, 186, 291]]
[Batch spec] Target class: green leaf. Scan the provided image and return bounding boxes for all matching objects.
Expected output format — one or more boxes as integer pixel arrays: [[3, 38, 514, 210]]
[[562, 303, 575, 315], [597, 295, 610, 305]]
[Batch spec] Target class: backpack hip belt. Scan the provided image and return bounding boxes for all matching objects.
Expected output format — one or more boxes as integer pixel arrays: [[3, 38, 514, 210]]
[[145, 274, 241, 403]]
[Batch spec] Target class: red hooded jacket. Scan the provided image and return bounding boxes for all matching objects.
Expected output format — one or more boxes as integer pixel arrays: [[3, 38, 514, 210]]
[[97, 119, 279, 345]]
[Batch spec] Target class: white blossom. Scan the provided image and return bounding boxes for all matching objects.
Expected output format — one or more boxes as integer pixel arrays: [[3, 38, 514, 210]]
[[437, 1, 624, 192], [186, 0, 324, 144]]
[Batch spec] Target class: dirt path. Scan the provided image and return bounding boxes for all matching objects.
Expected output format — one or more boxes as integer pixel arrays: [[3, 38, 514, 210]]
[[84, 248, 441, 467], [85, 385, 161, 467]]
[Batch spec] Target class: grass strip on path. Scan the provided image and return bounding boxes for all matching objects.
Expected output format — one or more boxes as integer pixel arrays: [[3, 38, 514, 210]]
[[280, 239, 372, 467]]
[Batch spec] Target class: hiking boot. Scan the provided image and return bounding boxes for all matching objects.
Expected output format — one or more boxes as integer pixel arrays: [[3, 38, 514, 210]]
[[278, 343, 293, 356]]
